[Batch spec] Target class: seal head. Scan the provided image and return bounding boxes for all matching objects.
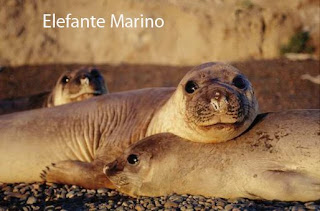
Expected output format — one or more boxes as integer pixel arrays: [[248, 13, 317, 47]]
[[149, 62, 259, 143], [45, 67, 108, 107]]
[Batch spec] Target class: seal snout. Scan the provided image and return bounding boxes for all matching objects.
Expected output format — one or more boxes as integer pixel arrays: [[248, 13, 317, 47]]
[[104, 159, 124, 176], [208, 88, 232, 113], [210, 90, 228, 112], [79, 73, 91, 85]]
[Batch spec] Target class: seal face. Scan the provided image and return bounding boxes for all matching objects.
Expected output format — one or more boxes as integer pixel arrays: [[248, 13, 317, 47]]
[[149, 62, 259, 143], [45, 67, 108, 107]]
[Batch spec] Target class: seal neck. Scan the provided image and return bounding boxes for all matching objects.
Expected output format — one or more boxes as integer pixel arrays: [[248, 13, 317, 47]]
[[146, 90, 195, 140]]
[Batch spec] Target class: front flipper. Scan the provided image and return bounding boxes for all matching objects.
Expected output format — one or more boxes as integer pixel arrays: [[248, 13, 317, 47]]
[[246, 170, 320, 201], [40, 160, 115, 189]]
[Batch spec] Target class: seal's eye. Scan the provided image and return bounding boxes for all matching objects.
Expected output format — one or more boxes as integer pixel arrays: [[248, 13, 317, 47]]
[[185, 81, 199, 94], [127, 154, 139, 165], [232, 76, 246, 89], [61, 76, 70, 84]]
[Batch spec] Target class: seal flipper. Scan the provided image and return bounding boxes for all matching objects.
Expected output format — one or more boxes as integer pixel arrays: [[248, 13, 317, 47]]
[[40, 160, 115, 189], [246, 170, 320, 201]]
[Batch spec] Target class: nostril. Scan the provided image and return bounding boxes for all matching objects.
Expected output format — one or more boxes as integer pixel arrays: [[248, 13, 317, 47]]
[[103, 165, 109, 175], [80, 74, 91, 85], [214, 91, 221, 100], [81, 73, 91, 80]]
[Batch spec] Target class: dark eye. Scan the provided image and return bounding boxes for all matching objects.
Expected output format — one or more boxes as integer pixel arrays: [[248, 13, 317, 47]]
[[61, 76, 70, 84], [185, 81, 199, 94], [127, 154, 139, 165], [232, 76, 246, 89], [91, 68, 101, 77]]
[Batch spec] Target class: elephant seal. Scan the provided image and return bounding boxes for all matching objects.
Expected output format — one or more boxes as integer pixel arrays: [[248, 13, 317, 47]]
[[0, 68, 108, 115], [0, 62, 257, 189], [104, 110, 320, 202], [44, 67, 108, 107]]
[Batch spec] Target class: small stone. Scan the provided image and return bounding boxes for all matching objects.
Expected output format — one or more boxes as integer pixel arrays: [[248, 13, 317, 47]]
[[108, 190, 118, 197], [1, 186, 12, 192], [60, 190, 66, 198], [97, 188, 108, 194], [116, 207, 125, 211], [87, 189, 96, 194], [154, 200, 162, 207], [31, 205, 40, 210], [135, 204, 145, 211], [224, 204, 234, 211], [304, 202, 319, 210], [169, 195, 183, 203], [66, 190, 75, 198], [164, 201, 179, 208], [186, 204, 193, 209], [26, 196, 37, 205], [291, 206, 306, 211], [32, 184, 40, 190], [146, 203, 155, 209]]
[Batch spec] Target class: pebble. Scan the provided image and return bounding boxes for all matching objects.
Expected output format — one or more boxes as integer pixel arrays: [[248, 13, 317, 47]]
[[66, 190, 75, 198], [26, 196, 37, 205], [169, 195, 183, 203], [0, 183, 318, 210], [135, 204, 145, 211], [164, 201, 179, 208]]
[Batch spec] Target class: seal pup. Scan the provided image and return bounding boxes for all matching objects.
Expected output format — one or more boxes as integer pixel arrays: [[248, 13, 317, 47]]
[[44, 67, 108, 107], [104, 110, 320, 202], [0, 68, 108, 115], [0, 62, 257, 189]]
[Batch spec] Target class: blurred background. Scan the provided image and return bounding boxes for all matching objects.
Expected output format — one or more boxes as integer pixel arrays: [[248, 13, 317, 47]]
[[0, 0, 319, 113]]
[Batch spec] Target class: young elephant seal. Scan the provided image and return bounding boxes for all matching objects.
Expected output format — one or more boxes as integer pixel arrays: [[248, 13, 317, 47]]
[[0, 62, 257, 189], [104, 110, 320, 202], [0, 68, 108, 115], [45, 67, 108, 107]]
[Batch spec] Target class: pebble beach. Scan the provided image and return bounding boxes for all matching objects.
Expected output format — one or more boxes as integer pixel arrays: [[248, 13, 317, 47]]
[[0, 183, 319, 211]]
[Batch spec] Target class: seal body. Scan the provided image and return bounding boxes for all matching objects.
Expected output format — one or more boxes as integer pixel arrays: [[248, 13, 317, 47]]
[[0, 62, 258, 188], [0, 88, 173, 188], [105, 110, 320, 201]]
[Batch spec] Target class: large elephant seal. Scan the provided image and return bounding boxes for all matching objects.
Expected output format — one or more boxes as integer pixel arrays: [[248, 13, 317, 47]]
[[104, 110, 320, 202], [0, 67, 108, 115], [0, 62, 257, 189], [44, 67, 108, 107]]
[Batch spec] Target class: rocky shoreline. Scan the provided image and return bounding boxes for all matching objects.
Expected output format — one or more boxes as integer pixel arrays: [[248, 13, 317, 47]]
[[0, 183, 319, 210]]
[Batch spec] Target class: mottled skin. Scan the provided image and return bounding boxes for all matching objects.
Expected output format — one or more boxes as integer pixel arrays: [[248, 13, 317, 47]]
[[45, 67, 108, 107], [0, 62, 257, 189], [105, 110, 320, 202]]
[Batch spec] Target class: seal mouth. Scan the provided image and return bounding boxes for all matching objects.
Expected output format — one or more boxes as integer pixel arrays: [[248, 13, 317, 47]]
[[199, 120, 245, 130], [69, 90, 103, 100]]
